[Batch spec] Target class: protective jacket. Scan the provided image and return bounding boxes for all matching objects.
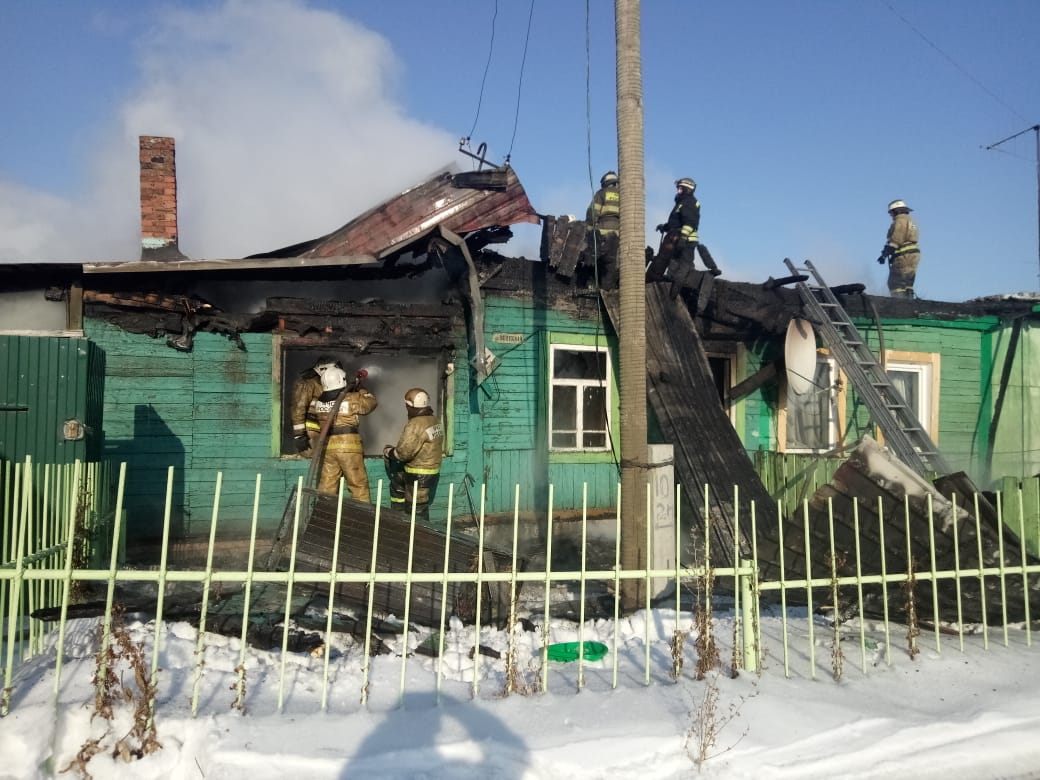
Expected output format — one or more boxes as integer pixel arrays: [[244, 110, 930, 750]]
[[885, 212, 919, 257], [315, 388, 378, 452], [666, 191, 700, 244], [290, 375, 324, 438], [391, 413, 444, 474], [586, 184, 620, 234]]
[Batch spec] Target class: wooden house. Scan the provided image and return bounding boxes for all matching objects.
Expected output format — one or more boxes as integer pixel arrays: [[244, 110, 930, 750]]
[[3, 137, 1039, 583]]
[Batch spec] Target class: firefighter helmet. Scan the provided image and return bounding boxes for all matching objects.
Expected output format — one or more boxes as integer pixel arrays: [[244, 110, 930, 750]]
[[888, 199, 912, 213], [404, 387, 431, 408], [675, 177, 696, 191], [600, 171, 618, 187], [313, 355, 342, 374], [319, 366, 347, 392]]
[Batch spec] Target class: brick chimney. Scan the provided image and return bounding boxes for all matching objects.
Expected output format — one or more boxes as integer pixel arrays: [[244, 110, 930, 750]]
[[139, 136, 186, 260]]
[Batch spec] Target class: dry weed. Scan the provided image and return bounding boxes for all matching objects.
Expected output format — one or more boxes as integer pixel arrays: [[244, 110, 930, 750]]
[[902, 557, 921, 659], [63, 606, 161, 778]]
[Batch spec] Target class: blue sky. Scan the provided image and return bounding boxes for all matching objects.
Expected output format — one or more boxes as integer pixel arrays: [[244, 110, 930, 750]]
[[1, 0, 1038, 301]]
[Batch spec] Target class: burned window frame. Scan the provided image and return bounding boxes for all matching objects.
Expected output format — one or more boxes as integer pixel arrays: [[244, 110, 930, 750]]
[[274, 337, 451, 459]]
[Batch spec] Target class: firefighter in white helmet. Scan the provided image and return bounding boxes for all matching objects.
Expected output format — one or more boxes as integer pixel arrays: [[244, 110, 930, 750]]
[[585, 170, 620, 289], [383, 387, 444, 523], [290, 355, 340, 456], [877, 199, 920, 298], [648, 177, 721, 297], [295, 356, 378, 500]]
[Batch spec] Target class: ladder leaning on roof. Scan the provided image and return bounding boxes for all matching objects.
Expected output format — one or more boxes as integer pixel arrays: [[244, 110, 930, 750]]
[[782, 258, 952, 477]]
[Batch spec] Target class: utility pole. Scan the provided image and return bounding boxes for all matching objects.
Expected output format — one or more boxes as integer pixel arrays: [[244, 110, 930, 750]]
[[985, 124, 1040, 289], [615, 0, 647, 609]]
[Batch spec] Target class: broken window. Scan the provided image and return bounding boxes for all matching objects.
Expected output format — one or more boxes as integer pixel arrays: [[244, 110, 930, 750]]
[[549, 343, 611, 451], [784, 355, 841, 453], [278, 345, 447, 458]]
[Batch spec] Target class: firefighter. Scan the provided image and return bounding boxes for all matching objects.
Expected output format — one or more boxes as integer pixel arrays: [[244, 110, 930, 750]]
[[877, 199, 920, 299], [383, 387, 444, 523], [585, 170, 620, 289], [290, 355, 338, 456], [648, 177, 721, 298], [307, 359, 378, 500]]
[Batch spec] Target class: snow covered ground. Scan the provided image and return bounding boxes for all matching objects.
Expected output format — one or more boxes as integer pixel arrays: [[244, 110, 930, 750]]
[[4, 604, 1040, 779]]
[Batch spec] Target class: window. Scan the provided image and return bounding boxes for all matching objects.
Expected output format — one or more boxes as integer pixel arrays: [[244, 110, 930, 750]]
[[884, 351, 940, 441], [549, 344, 611, 451], [783, 354, 843, 453], [277, 343, 446, 457]]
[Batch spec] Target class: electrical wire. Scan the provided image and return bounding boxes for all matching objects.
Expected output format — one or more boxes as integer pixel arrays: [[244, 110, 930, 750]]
[[464, 0, 499, 145], [505, 0, 535, 163], [878, 0, 1030, 124], [583, 0, 619, 473]]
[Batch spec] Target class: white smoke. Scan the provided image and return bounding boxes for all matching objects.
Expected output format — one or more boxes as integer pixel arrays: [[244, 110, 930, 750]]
[[0, 0, 458, 262]]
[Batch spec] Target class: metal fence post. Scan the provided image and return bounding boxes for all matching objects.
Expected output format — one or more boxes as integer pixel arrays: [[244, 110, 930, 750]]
[[739, 558, 758, 673]]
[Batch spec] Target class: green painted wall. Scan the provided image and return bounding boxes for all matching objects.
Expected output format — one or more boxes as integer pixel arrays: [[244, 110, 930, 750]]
[[990, 320, 1040, 482], [475, 296, 620, 514], [855, 317, 994, 481], [87, 320, 307, 541], [85, 290, 622, 543]]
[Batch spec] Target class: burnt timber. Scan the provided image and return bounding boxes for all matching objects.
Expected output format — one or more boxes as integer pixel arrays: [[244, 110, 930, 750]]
[[786, 436, 1040, 624], [601, 280, 781, 571], [266, 487, 518, 627]]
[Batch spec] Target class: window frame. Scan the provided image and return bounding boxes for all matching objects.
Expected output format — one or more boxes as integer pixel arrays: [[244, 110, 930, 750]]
[[546, 334, 618, 460], [883, 350, 940, 443], [779, 351, 847, 454], [273, 336, 452, 459]]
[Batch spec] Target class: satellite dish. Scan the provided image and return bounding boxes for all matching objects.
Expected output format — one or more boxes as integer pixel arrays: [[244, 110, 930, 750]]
[[785, 318, 817, 396]]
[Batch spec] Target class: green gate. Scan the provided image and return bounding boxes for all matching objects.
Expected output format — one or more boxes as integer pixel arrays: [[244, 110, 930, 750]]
[[0, 335, 104, 464]]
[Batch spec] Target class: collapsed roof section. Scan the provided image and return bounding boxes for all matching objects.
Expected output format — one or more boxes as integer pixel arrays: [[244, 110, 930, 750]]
[[82, 165, 539, 275], [249, 167, 540, 264]]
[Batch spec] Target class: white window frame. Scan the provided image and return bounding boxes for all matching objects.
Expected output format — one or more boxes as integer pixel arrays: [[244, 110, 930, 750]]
[[884, 350, 940, 442], [548, 342, 612, 452]]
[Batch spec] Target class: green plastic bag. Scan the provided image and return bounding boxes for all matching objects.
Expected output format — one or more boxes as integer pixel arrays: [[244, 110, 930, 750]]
[[545, 641, 609, 663]]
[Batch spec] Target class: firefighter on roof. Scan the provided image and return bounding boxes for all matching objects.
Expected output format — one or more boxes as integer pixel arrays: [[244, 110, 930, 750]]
[[383, 387, 444, 523], [878, 199, 920, 298], [585, 170, 620, 289], [648, 177, 721, 298]]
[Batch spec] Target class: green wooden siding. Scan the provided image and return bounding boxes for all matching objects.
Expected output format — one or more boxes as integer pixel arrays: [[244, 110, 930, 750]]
[[855, 317, 991, 480], [0, 335, 102, 465], [85, 320, 307, 541], [476, 297, 619, 513], [990, 321, 1040, 482]]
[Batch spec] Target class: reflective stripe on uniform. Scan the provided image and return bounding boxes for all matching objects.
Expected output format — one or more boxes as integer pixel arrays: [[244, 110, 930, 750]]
[[404, 466, 440, 475], [894, 243, 919, 255]]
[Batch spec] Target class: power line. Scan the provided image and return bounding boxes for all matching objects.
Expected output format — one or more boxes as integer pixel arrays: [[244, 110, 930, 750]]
[[878, 0, 1029, 124], [506, 0, 535, 163], [464, 0, 499, 145]]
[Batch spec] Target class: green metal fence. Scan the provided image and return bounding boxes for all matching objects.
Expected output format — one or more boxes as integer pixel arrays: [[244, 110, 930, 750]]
[[3, 461, 1039, 718]]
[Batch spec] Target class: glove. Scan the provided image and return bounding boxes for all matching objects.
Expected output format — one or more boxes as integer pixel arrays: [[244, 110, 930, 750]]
[[881, 245, 895, 258], [383, 445, 395, 460], [293, 435, 310, 453], [656, 224, 667, 233], [709, 268, 722, 277], [876, 255, 887, 265]]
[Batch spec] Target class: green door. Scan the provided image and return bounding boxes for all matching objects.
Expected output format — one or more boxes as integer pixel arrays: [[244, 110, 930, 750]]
[[0, 335, 104, 465]]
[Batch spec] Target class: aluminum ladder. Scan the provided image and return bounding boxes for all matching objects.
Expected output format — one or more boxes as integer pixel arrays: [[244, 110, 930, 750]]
[[783, 258, 951, 476]]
